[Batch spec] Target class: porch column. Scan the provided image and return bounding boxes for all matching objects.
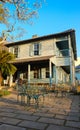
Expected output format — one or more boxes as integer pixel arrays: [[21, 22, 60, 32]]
[[68, 35, 73, 84], [49, 60, 52, 87], [55, 66, 58, 84], [72, 61, 75, 86], [28, 64, 30, 86], [9, 74, 13, 87]]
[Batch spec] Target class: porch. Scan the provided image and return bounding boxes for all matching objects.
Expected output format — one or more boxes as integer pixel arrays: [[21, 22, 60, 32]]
[[11, 55, 70, 87]]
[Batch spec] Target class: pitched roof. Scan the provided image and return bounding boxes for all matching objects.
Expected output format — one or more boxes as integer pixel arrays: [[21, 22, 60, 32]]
[[5, 29, 77, 60]]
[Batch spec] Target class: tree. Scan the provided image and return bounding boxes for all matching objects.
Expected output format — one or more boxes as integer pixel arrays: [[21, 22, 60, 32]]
[[0, 42, 17, 85], [0, 0, 45, 84], [0, 0, 45, 41], [0, 0, 44, 21]]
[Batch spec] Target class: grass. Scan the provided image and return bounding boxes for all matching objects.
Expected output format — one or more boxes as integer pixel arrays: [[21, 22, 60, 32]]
[[0, 89, 10, 97]]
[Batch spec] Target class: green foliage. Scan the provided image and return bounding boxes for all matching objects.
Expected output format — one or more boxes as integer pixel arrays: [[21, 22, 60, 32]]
[[0, 50, 15, 63], [0, 62, 17, 75], [0, 89, 10, 97], [0, 49, 17, 82]]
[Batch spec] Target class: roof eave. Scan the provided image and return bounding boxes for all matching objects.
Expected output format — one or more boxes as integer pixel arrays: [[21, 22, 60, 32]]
[[5, 29, 75, 47]]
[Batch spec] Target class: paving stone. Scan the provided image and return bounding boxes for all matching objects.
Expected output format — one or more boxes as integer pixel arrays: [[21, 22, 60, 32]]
[[66, 116, 79, 121], [0, 124, 26, 130], [0, 116, 21, 125], [68, 112, 80, 117], [36, 108, 48, 113], [66, 121, 80, 129], [0, 91, 80, 130], [55, 114, 67, 120], [18, 120, 47, 130], [70, 108, 80, 113], [0, 108, 14, 113], [14, 110, 33, 115], [16, 114, 39, 121], [47, 124, 79, 130], [38, 117, 65, 125], [0, 112, 17, 117], [33, 112, 55, 118]]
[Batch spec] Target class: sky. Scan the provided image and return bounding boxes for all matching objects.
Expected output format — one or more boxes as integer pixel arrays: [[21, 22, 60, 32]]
[[23, 0, 80, 58], [0, 0, 80, 58]]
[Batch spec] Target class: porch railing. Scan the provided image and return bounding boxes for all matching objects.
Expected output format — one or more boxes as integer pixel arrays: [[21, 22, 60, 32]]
[[28, 78, 55, 85], [56, 49, 69, 57]]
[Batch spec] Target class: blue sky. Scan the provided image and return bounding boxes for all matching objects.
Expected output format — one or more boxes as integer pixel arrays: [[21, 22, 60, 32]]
[[0, 0, 80, 57], [20, 0, 80, 58]]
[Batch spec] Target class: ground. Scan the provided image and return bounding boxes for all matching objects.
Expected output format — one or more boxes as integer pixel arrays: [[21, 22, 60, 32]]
[[0, 89, 80, 130]]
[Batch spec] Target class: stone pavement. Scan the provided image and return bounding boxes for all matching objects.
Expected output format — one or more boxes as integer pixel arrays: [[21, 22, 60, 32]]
[[0, 90, 80, 130]]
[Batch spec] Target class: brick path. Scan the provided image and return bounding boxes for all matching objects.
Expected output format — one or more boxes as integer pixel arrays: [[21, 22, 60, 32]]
[[0, 91, 80, 130]]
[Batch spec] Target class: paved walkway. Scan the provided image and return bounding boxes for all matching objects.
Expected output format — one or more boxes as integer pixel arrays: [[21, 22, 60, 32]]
[[0, 90, 80, 130]]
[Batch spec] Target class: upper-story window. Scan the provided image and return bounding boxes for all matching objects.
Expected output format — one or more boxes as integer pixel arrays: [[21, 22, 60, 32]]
[[9, 46, 19, 58], [29, 43, 41, 56], [14, 46, 18, 58], [56, 40, 69, 57], [34, 43, 39, 55]]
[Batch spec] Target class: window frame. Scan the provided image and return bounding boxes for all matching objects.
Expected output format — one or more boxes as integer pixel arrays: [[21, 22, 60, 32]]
[[13, 46, 19, 58], [34, 43, 39, 55], [29, 42, 42, 56], [46, 67, 49, 78]]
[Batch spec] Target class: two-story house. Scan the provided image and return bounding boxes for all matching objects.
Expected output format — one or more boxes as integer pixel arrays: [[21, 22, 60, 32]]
[[5, 29, 77, 87]]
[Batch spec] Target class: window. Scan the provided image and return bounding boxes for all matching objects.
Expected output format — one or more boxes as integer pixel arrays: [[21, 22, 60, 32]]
[[46, 67, 49, 78], [23, 72, 28, 79], [56, 40, 69, 57], [14, 46, 19, 58], [34, 69, 41, 78], [34, 69, 39, 78], [34, 43, 39, 55], [29, 43, 41, 56]]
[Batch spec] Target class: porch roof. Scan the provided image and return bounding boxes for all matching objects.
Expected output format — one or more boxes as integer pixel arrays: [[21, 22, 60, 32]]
[[11, 55, 54, 64]]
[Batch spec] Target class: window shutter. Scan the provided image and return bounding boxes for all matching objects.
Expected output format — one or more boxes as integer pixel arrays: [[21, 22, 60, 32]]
[[39, 43, 42, 55], [29, 44, 33, 56], [9, 47, 14, 53], [18, 46, 20, 58]]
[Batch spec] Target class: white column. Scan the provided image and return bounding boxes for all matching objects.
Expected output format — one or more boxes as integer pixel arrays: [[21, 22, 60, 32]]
[[68, 35, 73, 84], [49, 60, 52, 86], [28, 64, 30, 86], [9, 74, 13, 87], [72, 61, 75, 86], [55, 66, 58, 84]]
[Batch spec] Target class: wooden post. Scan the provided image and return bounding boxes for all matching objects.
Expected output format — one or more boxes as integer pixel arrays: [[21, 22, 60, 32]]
[[9, 74, 13, 87], [49, 60, 52, 87], [28, 64, 30, 86], [55, 66, 58, 84], [68, 35, 73, 84]]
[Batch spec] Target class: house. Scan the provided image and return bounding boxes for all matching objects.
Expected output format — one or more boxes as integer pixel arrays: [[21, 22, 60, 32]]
[[5, 29, 77, 87]]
